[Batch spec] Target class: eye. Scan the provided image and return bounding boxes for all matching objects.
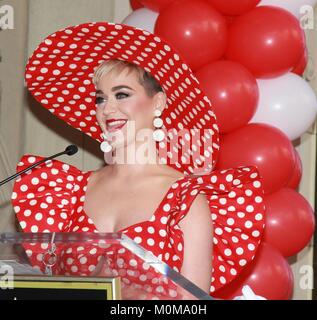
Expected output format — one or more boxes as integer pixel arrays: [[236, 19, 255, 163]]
[[115, 92, 129, 99], [95, 96, 106, 105]]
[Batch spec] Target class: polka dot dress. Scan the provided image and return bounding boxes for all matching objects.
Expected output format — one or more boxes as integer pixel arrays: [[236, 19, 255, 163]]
[[12, 155, 265, 298]]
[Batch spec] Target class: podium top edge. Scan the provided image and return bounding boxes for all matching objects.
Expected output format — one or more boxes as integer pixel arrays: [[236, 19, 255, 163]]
[[0, 232, 124, 243]]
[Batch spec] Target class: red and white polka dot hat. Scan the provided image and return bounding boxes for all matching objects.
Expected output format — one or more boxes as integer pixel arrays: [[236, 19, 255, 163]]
[[25, 21, 220, 174]]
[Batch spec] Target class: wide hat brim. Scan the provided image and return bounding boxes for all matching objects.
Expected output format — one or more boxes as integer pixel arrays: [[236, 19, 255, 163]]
[[25, 21, 220, 174]]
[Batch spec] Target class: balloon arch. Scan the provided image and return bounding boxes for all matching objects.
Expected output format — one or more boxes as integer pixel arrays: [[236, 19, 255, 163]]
[[126, 0, 317, 300]]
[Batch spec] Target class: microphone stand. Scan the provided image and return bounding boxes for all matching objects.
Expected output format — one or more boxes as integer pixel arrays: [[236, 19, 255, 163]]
[[0, 145, 78, 187]]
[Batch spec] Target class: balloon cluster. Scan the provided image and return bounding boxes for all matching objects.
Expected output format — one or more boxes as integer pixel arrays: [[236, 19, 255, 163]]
[[125, 0, 317, 300]]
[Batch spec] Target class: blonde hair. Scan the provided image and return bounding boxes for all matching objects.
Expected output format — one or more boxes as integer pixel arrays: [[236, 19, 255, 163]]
[[93, 59, 163, 97]]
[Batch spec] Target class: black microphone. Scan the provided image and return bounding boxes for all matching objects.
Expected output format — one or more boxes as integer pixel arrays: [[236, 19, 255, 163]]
[[0, 145, 78, 187], [65, 145, 78, 156]]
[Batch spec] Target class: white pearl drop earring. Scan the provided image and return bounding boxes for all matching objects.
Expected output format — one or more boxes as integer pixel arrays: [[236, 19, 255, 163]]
[[152, 109, 165, 142], [100, 133, 112, 153]]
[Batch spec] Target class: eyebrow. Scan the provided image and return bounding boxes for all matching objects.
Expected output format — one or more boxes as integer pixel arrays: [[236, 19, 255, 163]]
[[96, 85, 135, 94]]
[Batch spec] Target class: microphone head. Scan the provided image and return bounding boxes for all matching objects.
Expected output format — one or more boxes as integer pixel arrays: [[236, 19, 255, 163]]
[[65, 145, 78, 156]]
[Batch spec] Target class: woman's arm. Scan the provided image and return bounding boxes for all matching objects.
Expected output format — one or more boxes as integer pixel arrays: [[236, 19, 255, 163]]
[[178, 194, 213, 293]]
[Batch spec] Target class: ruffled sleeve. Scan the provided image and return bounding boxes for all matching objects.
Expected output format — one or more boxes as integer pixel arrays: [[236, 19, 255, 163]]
[[165, 165, 266, 295], [11, 154, 85, 233]]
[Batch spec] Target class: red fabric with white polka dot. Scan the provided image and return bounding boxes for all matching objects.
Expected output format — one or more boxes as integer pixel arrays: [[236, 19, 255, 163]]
[[12, 155, 265, 298]]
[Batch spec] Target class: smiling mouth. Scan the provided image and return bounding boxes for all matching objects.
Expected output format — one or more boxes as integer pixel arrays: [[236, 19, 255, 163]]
[[106, 119, 128, 132]]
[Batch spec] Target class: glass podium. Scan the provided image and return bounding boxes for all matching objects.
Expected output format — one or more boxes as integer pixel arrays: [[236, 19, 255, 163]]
[[0, 232, 213, 300]]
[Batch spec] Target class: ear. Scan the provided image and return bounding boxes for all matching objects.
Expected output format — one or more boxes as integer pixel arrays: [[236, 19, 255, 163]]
[[153, 91, 167, 114]]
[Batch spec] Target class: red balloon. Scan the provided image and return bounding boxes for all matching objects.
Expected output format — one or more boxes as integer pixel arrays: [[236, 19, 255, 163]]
[[264, 188, 315, 257], [207, 0, 261, 16], [140, 0, 175, 12], [214, 243, 294, 300], [286, 149, 303, 189], [155, 0, 228, 71], [225, 15, 236, 27], [216, 123, 296, 194], [195, 60, 259, 133], [292, 46, 308, 76], [130, 0, 144, 10], [226, 6, 306, 78]]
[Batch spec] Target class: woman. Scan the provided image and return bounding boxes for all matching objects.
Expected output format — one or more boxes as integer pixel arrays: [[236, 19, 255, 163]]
[[12, 22, 265, 299]]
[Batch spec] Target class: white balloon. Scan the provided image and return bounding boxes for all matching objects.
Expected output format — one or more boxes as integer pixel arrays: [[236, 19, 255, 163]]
[[250, 73, 317, 141], [233, 286, 267, 300], [258, 0, 317, 18], [122, 8, 159, 33]]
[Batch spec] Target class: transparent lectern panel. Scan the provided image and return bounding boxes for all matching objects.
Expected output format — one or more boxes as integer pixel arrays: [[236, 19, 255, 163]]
[[0, 233, 212, 300]]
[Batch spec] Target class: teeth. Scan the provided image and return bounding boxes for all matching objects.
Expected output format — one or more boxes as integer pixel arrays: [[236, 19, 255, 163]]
[[107, 120, 127, 127]]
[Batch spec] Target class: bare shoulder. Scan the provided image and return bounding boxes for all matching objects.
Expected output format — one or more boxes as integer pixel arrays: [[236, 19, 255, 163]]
[[191, 193, 210, 210], [179, 193, 211, 227], [189, 193, 209, 214]]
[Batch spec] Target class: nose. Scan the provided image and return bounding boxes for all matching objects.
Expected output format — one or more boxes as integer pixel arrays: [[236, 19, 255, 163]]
[[102, 97, 117, 116]]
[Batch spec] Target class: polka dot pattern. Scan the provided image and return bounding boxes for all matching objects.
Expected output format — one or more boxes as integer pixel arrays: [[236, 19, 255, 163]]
[[24, 22, 220, 175], [12, 155, 265, 297]]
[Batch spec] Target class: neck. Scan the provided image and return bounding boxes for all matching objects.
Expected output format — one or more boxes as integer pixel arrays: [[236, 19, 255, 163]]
[[104, 138, 163, 179]]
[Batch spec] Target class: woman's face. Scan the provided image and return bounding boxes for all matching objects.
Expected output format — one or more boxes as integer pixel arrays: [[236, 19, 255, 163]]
[[95, 68, 164, 151]]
